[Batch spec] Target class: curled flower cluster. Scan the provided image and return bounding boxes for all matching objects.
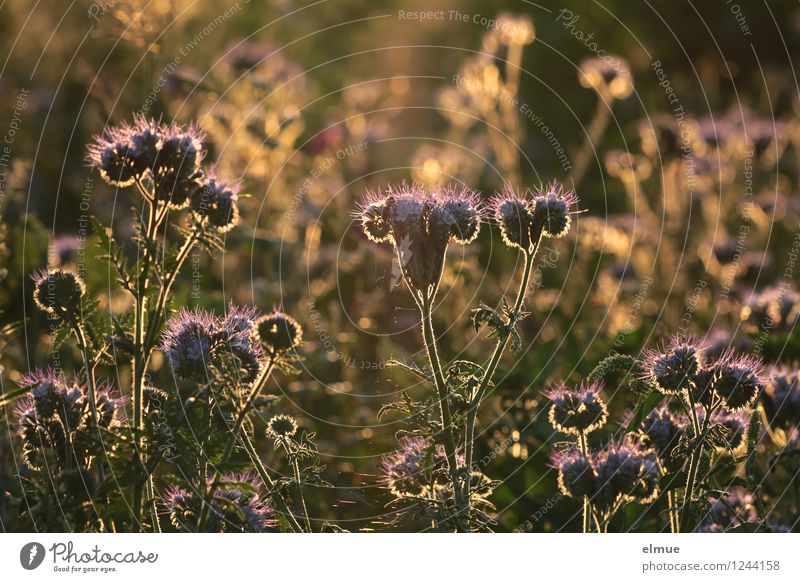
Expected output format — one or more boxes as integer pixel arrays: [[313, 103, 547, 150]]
[[87, 116, 241, 231], [254, 310, 303, 357], [161, 305, 269, 382], [31, 269, 86, 321], [162, 472, 275, 532], [488, 181, 578, 251], [379, 436, 464, 498], [14, 369, 124, 471], [544, 381, 608, 436], [552, 440, 660, 508], [761, 367, 800, 430], [358, 184, 481, 296], [644, 339, 765, 411]]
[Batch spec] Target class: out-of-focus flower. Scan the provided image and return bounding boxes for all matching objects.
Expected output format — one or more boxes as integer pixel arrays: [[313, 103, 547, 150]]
[[604, 150, 652, 182], [698, 488, 759, 532], [761, 367, 800, 430], [741, 286, 800, 333], [579, 56, 634, 99]]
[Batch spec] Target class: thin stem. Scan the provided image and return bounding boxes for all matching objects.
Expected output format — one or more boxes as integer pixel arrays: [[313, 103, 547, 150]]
[[579, 431, 590, 533], [569, 92, 615, 188], [419, 294, 467, 531], [679, 392, 713, 532], [73, 324, 107, 493], [239, 431, 304, 532], [290, 451, 312, 532], [197, 359, 275, 530], [464, 237, 539, 501]]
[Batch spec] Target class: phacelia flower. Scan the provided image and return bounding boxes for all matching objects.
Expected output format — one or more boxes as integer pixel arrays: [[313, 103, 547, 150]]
[[761, 367, 800, 429], [551, 449, 597, 498], [544, 381, 608, 435], [379, 436, 428, 497], [578, 56, 634, 100], [357, 183, 482, 295], [530, 181, 579, 239], [643, 338, 703, 395], [161, 309, 217, 381], [265, 414, 298, 439], [219, 304, 265, 383], [638, 404, 685, 465], [706, 352, 765, 411], [86, 125, 139, 187], [594, 440, 660, 508], [31, 268, 86, 320], [254, 310, 303, 356], [163, 472, 275, 533], [489, 187, 533, 250], [698, 488, 759, 532], [191, 172, 241, 232]]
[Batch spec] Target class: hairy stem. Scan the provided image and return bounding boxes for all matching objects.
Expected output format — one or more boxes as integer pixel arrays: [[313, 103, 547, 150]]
[[419, 294, 467, 532], [464, 237, 539, 508], [579, 431, 590, 533], [290, 452, 312, 532]]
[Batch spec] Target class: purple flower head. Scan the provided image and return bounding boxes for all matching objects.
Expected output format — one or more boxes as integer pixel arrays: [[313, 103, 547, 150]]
[[17, 368, 70, 419], [550, 448, 597, 498], [699, 488, 758, 532], [31, 268, 86, 320], [709, 351, 765, 411], [761, 366, 800, 429], [220, 304, 265, 383], [49, 235, 82, 267], [643, 337, 703, 395], [698, 407, 748, 453], [163, 473, 275, 532], [190, 170, 241, 232], [638, 404, 686, 464], [162, 309, 218, 381], [357, 183, 482, 295], [595, 440, 660, 508], [86, 123, 140, 187], [94, 383, 128, 429], [544, 380, 607, 435], [379, 436, 427, 497], [530, 181, 579, 239], [488, 186, 534, 250]]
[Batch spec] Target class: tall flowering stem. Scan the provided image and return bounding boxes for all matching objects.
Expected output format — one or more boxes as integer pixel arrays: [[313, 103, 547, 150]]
[[88, 116, 241, 530]]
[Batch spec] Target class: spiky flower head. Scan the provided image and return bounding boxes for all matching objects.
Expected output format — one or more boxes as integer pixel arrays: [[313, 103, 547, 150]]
[[85, 125, 139, 187], [708, 352, 765, 411], [219, 304, 265, 383], [638, 404, 686, 464], [761, 366, 800, 429], [379, 436, 428, 497], [265, 414, 298, 439], [698, 488, 758, 532], [530, 181, 579, 239], [191, 171, 241, 232], [163, 473, 274, 532], [594, 440, 660, 507], [551, 448, 597, 498], [698, 408, 748, 454], [357, 183, 482, 296], [544, 380, 608, 435], [161, 309, 217, 381], [31, 269, 86, 320], [643, 337, 703, 395], [488, 187, 534, 249], [254, 310, 303, 356]]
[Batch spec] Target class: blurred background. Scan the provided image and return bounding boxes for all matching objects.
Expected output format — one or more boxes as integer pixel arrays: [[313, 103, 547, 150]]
[[1, 0, 799, 531]]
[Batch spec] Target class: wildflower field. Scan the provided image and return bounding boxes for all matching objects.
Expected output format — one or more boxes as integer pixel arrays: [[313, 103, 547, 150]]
[[1, 0, 799, 534]]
